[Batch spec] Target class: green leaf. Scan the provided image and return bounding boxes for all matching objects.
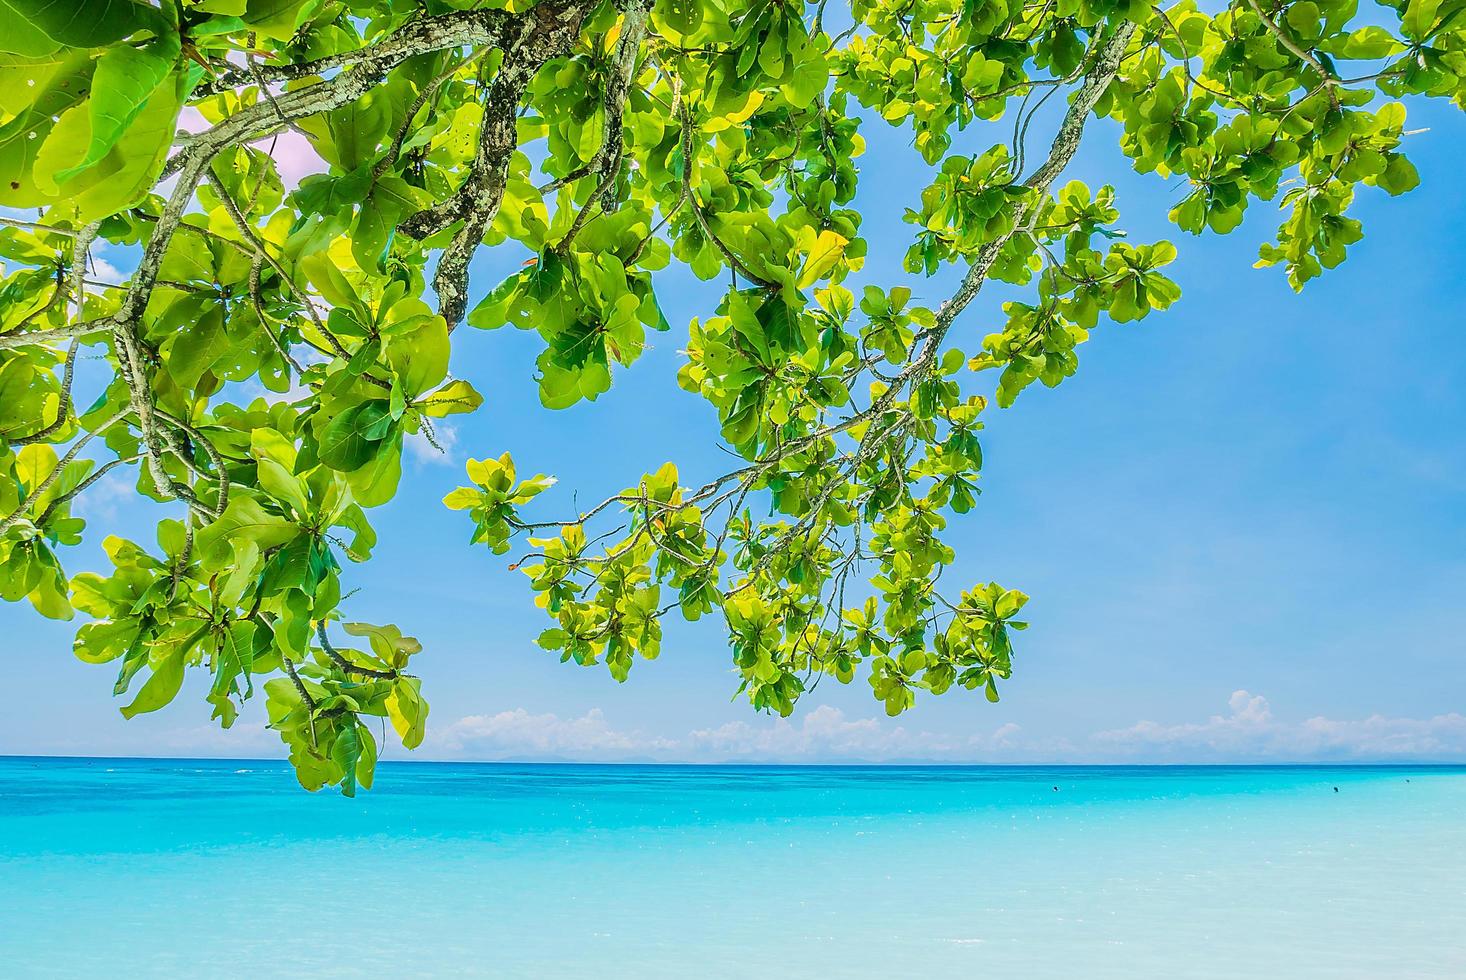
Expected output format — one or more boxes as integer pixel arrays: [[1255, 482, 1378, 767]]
[[0, 11, 64, 54], [417, 379, 484, 418], [119, 646, 186, 719], [797, 230, 848, 288], [242, 0, 315, 41], [34, 67, 193, 221], [56, 32, 179, 181], [319, 400, 395, 472], [342, 621, 421, 667], [355, 723, 378, 791], [385, 316, 450, 397], [0, 0, 166, 48], [655, 0, 702, 36], [0, 49, 95, 206], [331, 718, 361, 797], [1402, 0, 1442, 40], [195, 496, 299, 563], [780, 50, 828, 109], [385, 676, 428, 749], [252, 435, 310, 517]]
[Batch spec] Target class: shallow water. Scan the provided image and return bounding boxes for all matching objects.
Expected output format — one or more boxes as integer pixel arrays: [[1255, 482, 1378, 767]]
[[1, 759, 1463, 977]]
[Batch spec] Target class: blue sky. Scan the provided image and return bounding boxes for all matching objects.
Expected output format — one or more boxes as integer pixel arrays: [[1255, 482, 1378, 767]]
[[4, 90, 1465, 765]]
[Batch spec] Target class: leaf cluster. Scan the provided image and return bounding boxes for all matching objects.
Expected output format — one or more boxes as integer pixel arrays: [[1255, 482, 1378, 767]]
[[0, 0, 1457, 790]]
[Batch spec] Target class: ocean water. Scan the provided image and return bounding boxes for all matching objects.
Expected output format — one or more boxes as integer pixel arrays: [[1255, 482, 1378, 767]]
[[1, 760, 1463, 978]]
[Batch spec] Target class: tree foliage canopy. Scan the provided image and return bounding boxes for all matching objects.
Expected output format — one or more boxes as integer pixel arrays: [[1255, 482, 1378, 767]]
[[0, 0, 1456, 791]]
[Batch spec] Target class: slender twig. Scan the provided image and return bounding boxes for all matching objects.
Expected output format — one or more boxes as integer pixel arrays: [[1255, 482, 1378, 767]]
[[0, 406, 131, 533], [1247, 0, 1341, 106], [315, 622, 399, 679]]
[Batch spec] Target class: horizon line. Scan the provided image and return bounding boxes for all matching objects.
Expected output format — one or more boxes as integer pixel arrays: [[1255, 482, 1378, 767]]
[[4, 753, 1465, 769]]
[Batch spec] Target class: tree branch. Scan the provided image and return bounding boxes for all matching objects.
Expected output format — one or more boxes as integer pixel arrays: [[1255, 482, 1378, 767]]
[[1246, 0, 1341, 106], [540, 0, 649, 203], [0, 406, 131, 535], [197, 7, 516, 97], [316, 622, 400, 679], [518, 23, 1138, 602], [399, 0, 593, 326]]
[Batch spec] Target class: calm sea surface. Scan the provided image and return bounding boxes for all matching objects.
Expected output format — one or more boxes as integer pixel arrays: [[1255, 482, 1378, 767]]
[[1, 759, 1463, 977]]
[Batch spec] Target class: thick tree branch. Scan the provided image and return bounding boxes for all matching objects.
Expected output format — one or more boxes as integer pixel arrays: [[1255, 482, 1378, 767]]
[[400, 0, 593, 326], [540, 0, 650, 202], [198, 7, 517, 96]]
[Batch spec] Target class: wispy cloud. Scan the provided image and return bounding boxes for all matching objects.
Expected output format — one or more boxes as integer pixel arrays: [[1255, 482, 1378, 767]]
[[431, 692, 1466, 764], [89, 255, 124, 286], [686, 705, 1021, 761], [1095, 690, 1466, 762], [434, 704, 1024, 763], [439, 708, 677, 759], [69, 471, 135, 523], [26, 718, 281, 760], [21, 692, 1461, 765], [406, 422, 459, 465]]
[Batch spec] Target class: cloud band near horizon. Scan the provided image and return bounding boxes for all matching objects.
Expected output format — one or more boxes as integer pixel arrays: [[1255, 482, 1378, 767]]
[[9, 691, 1465, 764]]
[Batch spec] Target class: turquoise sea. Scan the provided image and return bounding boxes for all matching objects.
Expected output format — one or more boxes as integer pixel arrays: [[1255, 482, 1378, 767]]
[[1, 759, 1463, 978]]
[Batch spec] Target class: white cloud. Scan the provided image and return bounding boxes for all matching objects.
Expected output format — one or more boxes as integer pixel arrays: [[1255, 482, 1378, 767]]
[[26, 719, 281, 761], [1294, 711, 1466, 758], [35, 693, 1460, 766], [430, 692, 1466, 764], [89, 255, 124, 285], [70, 471, 135, 523], [687, 705, 1020, 761], [406, 422, 458, 465], [438, 708, 678, 760], [1096, 690, 1466, 761], [150, 721, 280, 756], [433, 704, 1022, 763]]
